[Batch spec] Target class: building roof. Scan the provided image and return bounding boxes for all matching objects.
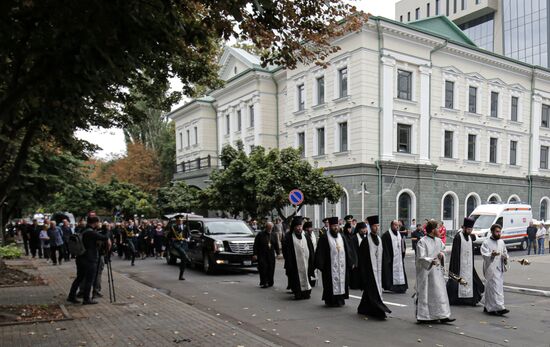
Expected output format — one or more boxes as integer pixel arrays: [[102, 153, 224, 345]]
[[406, 15, 477, 47]]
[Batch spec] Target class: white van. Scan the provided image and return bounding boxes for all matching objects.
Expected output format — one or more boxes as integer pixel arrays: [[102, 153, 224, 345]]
[[469, 203, 531, 251]]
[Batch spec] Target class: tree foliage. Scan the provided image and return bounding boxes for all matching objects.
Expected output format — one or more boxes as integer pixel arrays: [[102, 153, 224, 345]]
[[202, 144, 343, 219], [157, 181, 199, 215]]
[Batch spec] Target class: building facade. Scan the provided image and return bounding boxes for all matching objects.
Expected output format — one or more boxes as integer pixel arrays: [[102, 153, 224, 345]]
[[168, 16, 550, 231], [395, 0, 550, 67]]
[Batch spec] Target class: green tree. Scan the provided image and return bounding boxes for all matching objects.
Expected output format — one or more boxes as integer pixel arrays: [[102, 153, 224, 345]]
[[96, 180, 157, 218], [0, 0, 366, 207], [157, 181, 199, 215], [202, 144, 343, 219]]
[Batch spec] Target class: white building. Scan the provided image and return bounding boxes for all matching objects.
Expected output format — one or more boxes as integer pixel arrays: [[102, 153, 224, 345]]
[[168, 16, 550, 230]]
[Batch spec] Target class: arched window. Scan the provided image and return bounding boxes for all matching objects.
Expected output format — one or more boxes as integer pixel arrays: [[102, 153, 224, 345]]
[[541, 199, 548, 221], [466, 195, 478, 216], [488, 194, 501, 203], [441, 191, 458, 230], [443, 195, 455, 220], [338, 190, 349, 217], [398, 192, 412, 225]]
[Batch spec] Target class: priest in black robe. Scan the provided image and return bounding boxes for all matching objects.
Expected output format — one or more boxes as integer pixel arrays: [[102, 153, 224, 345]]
[[253, 222, 281, 288], [381, 220, 408, 293], [357, 215, 391, 319], [447, 217, 485, 306], [282, 216, 316, 300], [315, 217, 354, 307], [342, 222, 359, 289], [350, 222, 368, 289]]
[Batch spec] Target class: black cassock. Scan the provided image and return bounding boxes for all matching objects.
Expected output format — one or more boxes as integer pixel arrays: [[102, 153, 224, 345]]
[[253, 231, 280, 287], [381, 231, 408, 293], [357, 234, 391, 319], [315, 232, 355, 307], [446, 233, 484, 306], [282, 232, 316, 299], [349, 233, 364, 290]]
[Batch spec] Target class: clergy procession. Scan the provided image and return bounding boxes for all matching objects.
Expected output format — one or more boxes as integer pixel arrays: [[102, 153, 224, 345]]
[[254, 214, 512, 324]]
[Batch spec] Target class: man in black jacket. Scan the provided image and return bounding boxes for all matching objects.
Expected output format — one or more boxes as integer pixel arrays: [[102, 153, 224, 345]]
[[60, 219, 73, 261], [253, 222, 281, 288], [527, 221, 538, 255], [67, 217, 111, 305], [29, 219, 42, 258]]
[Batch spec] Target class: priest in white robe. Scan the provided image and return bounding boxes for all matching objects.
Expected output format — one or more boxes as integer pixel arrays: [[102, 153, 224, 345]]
[[382, 220, 408, 293], [481, 224, 510, 316], [447, 217, 485, 306], [315, 217, 354, 307], [415, 220, 455, 323], [282, 216, 315, 300]]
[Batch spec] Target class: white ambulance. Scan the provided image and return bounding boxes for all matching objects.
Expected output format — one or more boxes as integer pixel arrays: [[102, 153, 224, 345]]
[[469, 203, 531, 251]]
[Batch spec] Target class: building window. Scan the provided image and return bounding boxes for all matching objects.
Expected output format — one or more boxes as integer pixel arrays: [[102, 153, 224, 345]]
[[461, 0, 465, 10], [510, 140, 517, 166], [541, 200, 548, 221], [179, 132, 183, 150], [317, 127, 325, 155], [415, 7, 420, 20], [339, 122, 348, 152], [490, 91, 499, 117], [397, 124, 412, 153], [250, 145, 255, 152], [444, 130, 454, 158], [468, 134, 476, 161], [237, 110, 242, 131], [194, 127, 198, 145], [466, 195, 478, 216], [445, 81, 454, 109], [398, 192, 412, 226], [427, 3, 431, 17], [511, 96, 518, 121], [340, 191, 348, 216], [443, 194, 455, 228], [400, 15, 403, 22], [488, 195, 499, 203], [186, 129, 190, 147], [436, 0, 440, 15], [407, 12, 410, 21], [489, 137, 498, 163], [225, 114, 230, 134], [317, 76, 325, 104], [297, 84, 305, 111], [297, 132, 305, 157], [453, 0, 457, 13], [542, 105, 550, 128], [397, 70, 412, 100], [249, 105, 255, 127], [459, 13, 494, 52], [475, 0, 480, 3], [468, 86, 477, 113], [338, 67, 348, 98], [446, 0, 449, 16], [541, 146, 549, 169]]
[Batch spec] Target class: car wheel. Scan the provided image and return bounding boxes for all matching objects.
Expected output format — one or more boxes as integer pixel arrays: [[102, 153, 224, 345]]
[[203, 253, 215, 274], [519, 238, 527, 250]]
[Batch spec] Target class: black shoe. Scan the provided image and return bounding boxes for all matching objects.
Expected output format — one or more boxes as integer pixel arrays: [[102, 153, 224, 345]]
[[131, 262, 135, 266], [497, 309, 510, 315], [484, 308, 498, 316], [82, 300, 98, 305], [93, 291, 103, 298], [76, 292, 84, 298], [260, 284, 268, 288], [440, 318, 456, 323], [179, 276, 185, 280], [67, 297, 80, 304]]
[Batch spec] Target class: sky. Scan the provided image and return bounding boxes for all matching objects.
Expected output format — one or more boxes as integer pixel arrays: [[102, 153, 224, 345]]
[[78, 0, 399, 159]]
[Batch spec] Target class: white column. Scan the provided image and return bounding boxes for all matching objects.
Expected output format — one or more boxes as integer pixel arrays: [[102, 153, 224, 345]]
[[419, 65, 431, 164], [381, 56, 396, 161], [531, 94, 542, 174], [254, 98, 262, 147], [228, 107, 235, 146], [217, 112, 224, 154]]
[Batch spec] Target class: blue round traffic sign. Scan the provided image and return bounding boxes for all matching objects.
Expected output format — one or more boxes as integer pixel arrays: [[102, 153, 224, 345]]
[[289, 189, 304, 206]]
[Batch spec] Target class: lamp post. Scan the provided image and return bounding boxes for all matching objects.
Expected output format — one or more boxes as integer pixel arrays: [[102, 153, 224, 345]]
[[355, 182, 370, 221]]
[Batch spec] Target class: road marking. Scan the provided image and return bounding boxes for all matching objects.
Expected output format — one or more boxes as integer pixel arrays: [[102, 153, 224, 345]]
[[349, 294, 408, 307], [504, 285, 550, 297]]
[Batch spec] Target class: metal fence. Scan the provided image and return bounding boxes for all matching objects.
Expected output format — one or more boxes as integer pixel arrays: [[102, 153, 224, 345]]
[[175, 155, 217, 174]]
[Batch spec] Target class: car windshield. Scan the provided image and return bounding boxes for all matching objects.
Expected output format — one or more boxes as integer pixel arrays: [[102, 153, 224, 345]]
[[206, 221, 254, 235], [471, 214, 496, 229]]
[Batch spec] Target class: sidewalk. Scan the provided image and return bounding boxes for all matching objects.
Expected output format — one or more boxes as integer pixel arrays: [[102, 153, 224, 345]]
[[0, 258, 278, 347]]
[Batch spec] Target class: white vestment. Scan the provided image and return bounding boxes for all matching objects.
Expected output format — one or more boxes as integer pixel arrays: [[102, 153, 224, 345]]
[[368, 234, 383, 296], [389, 230, 406, 285], [481, 237, 508, 312], [458, 232, 474, 298], [415, 236, 451, 321], [328, 232, 346, 295], [292, 233, 311, 291]]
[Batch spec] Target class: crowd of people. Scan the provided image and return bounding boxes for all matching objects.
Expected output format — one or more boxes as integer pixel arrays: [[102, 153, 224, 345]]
[[252, 214, 511, 322]]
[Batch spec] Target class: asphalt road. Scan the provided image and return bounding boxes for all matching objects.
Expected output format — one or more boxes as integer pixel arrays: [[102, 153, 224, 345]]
[[112, 250, 550, 347]]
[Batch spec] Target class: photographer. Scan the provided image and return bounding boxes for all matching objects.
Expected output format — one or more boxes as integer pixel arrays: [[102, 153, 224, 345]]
[[92, 222, 113, 299]]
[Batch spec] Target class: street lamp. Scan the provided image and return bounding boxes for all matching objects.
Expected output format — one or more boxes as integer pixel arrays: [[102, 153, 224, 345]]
[[354, 182, 370, 221]]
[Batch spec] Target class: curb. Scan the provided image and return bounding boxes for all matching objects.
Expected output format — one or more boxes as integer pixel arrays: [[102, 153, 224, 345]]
[[504, 285, 550, 297]]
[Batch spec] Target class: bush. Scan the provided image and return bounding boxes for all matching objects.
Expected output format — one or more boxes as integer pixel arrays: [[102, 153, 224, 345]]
[[0, 245, 23, 259]]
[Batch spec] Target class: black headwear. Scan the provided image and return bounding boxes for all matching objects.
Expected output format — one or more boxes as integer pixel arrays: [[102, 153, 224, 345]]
[[290, 216, 304, 229], [366, 215, 379, 226], [356, 222, 367, 230], [344, 215, 354, 221], [328, 217, 339, 226], [303, 221, 313, 229], [463, 217, 475, 229]]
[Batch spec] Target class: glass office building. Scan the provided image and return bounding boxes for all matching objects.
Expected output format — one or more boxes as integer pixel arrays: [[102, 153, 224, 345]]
[[459, 13, 495, 51], [503, 0, 548, 67]]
